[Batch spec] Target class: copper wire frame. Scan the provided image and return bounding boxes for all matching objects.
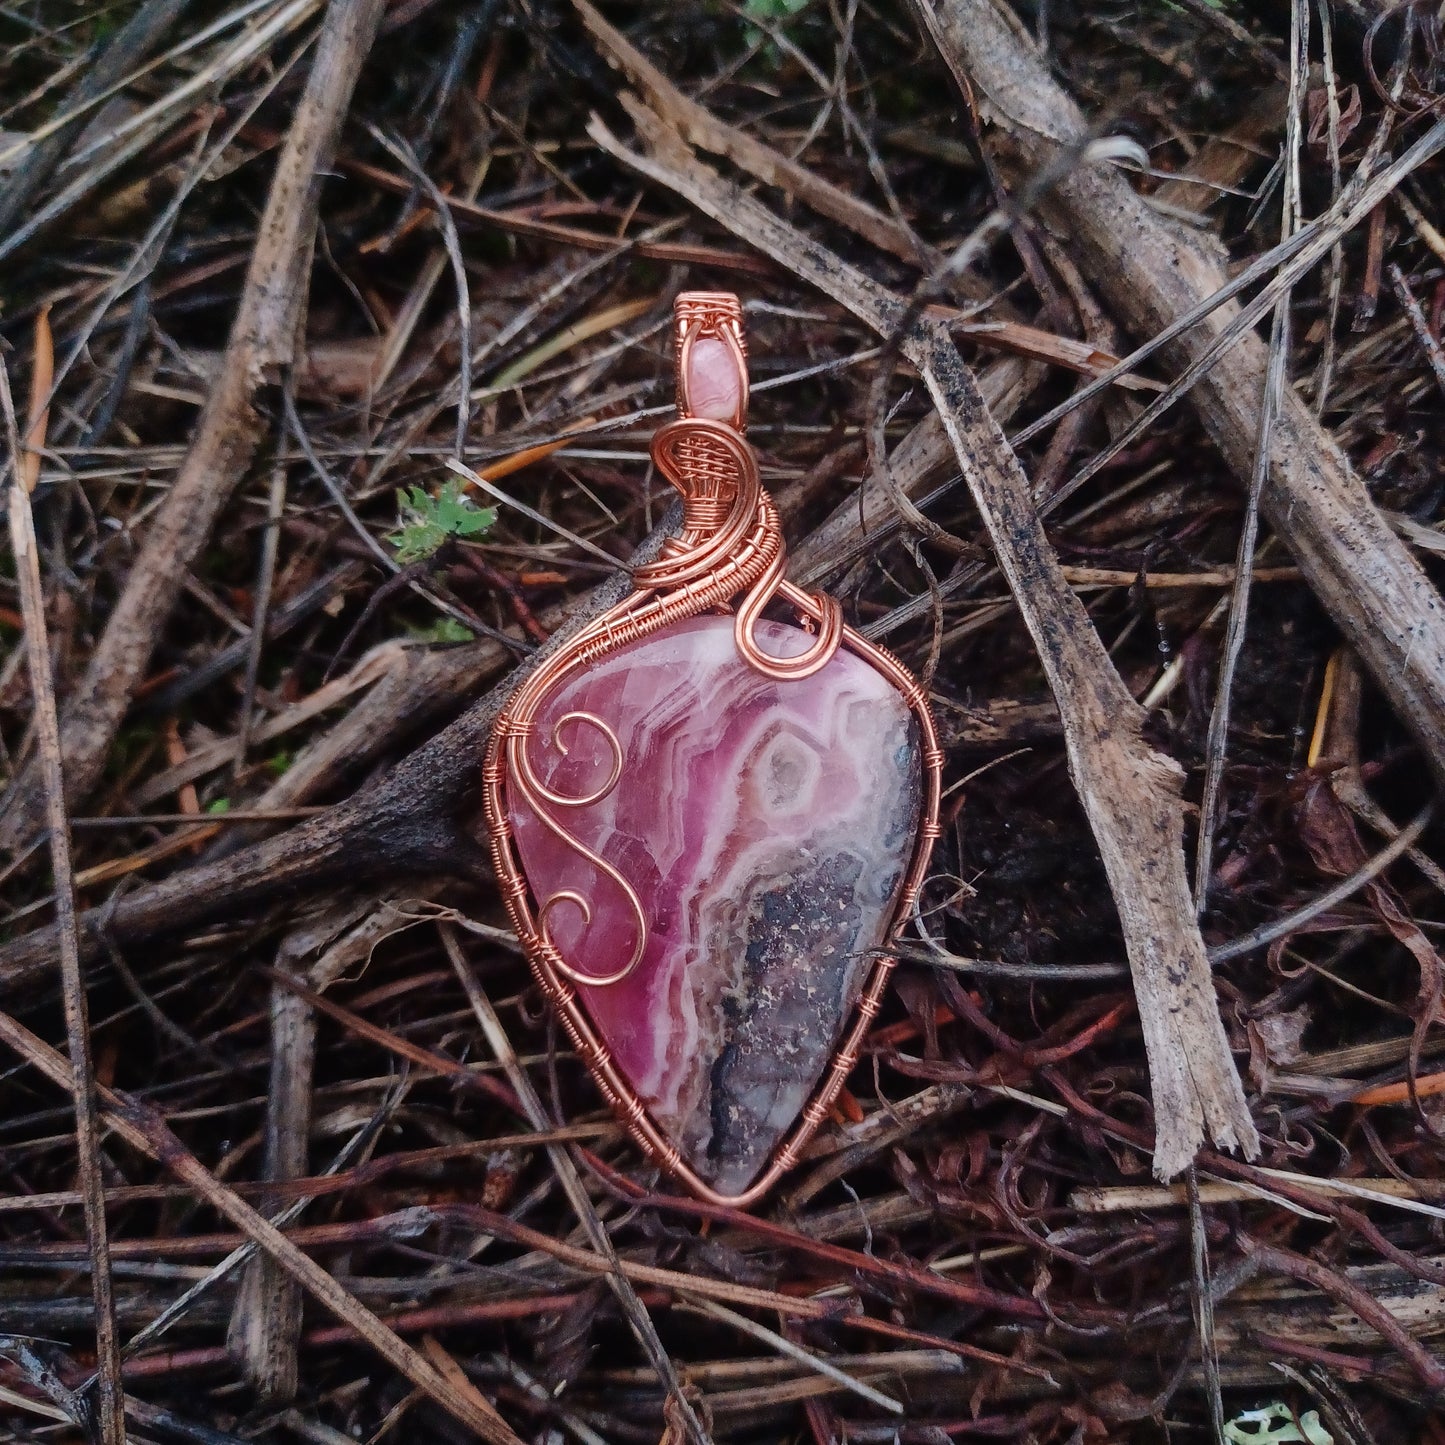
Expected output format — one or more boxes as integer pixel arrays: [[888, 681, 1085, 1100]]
[[482, 292, 943, 1209]]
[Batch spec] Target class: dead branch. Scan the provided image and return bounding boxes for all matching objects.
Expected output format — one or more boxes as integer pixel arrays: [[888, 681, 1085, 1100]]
[[915, 0, 1445, 786]]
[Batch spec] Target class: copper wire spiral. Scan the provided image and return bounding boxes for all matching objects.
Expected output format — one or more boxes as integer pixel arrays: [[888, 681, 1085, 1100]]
[[645, 417, 845, 680], [482, 291, 944, 1208], [504, 711, 645, 989]]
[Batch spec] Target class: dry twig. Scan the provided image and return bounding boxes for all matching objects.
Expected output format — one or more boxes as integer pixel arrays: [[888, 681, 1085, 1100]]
[[2, 316, 124, 1441], [0, 0, 389, 854]]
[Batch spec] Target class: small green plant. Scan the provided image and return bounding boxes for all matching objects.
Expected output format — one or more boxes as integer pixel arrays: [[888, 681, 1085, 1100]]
[[205, 797, 231, 815], [388, 479, 496, 565], [744, 0, 809, 24], [742, 0, 810, 61], [1224, 1404, 1332, 1445], [409, 616, 473, 645]]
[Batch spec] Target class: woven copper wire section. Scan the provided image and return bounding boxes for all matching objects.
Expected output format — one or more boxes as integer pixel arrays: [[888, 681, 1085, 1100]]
[[482, 291, 943, 1208]]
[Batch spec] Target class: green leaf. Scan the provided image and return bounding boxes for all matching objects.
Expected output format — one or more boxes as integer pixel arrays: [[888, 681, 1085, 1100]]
[[409, 616, 474, 645], [741, 0, 812, 65], [388, 479, 497, 564], [1224, 1404, 1333, 1445], [205, 797, 232, 815], [743, 0, 809, 20]]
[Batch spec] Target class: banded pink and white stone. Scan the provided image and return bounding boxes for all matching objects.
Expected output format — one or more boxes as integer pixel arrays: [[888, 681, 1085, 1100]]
[[508, 614, 921, 1195]]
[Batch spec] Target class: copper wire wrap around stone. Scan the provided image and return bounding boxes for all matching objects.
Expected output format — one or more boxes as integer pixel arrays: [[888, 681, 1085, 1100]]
[[482, 292, 943, 1208]]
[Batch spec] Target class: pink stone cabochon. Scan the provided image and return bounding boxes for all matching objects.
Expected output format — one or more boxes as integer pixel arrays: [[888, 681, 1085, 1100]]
[[684, 334, 743, 421], [507, 614, 922, 1195]]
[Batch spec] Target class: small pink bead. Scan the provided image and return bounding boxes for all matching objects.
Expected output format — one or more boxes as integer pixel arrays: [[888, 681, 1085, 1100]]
[[686, 334, 743, 420]]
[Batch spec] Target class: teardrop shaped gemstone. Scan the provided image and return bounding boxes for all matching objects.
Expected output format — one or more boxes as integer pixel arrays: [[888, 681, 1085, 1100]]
[[507, 615, 921, 1195]]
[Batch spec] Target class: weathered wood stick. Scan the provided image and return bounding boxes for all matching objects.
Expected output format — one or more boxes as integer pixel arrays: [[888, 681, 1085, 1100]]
[[917, 0, 1445, 785]]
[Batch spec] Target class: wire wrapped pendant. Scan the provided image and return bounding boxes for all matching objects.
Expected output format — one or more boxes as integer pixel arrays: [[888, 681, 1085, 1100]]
[[483, 292, 942, 1206]]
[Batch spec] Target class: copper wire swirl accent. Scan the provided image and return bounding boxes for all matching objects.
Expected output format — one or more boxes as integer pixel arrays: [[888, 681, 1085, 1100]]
[[482, 290, 944, 1208], [503, 711, 645, 989], [645, 418, 844, 681]]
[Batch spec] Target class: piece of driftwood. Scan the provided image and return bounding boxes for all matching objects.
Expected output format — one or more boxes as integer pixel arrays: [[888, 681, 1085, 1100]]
[[224, 1080, 307, 1394], [0, 0, 389, 857], [916, 0, 1445, 786], [585, 100, 1258, 1178]]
